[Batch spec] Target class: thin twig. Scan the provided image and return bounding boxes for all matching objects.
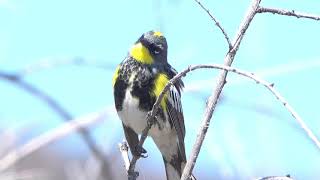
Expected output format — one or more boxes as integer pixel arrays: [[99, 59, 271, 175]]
[[193, 0, 232, 49], [0, 109, 108, 172], [186, 65, 320, 149], [256, 174, 293, 180], [257, 7, 320, 21], [118, 141, 130, 171], [181, 0, 262, 179], [127, 113, 155, 179]]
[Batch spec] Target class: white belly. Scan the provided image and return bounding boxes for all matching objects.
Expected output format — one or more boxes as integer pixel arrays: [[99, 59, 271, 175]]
[[117, 89, 172, 136], [118, 90, 148, 134]]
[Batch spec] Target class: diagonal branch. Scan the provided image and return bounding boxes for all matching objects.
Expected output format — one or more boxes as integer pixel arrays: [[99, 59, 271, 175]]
[[257, 7, 320, 21], [118, 141, 130, 171], [0, 71, 112, 178], [126, 0, 263, 178], [193, 0, 232, 49], [0, 110, 108, 172], [181, 0, 262, 179], [0, 71, 72, 120]]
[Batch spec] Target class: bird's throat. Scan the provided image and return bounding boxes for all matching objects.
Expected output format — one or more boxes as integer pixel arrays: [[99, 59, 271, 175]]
[[130, 42, 154, 64]]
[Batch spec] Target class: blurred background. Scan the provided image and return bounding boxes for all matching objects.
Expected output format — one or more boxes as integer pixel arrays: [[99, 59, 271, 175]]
[[1, 0, 320, 179]]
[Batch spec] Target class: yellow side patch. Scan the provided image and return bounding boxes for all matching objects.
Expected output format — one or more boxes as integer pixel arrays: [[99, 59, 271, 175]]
[[130, 42, 153, 64], [152, 73, 169, 111], [112, 65, 120, 87], [153, 31, 163, 37]]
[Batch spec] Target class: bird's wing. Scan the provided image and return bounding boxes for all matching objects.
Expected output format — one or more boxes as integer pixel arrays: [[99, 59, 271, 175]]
[[166, 85, 186, 160], [165, 65, 186, 160]]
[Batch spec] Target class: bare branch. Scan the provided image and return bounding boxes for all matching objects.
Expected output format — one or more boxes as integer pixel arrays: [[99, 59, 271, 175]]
[[256, 174, 293, 180], [193, 0, 232, 49], [123, 1, 320, 179], [118, 141, 131, 171], [0, 71, 72, 120], [125, 63, 319, 179], [190, 65, 320, 149], [181, 0, 262, 179], [117, 1, 320, 179], [0, 109, 108, 172], [231, 0, 261, 54], [0, 71, 112, 178], [257, 7, 320, 21]]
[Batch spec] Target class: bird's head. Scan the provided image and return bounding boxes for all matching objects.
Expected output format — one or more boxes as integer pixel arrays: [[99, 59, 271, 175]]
[[129, 30, 168, 65]]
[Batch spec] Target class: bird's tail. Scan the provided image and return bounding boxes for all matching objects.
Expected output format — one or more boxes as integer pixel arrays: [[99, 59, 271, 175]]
[[163, 158, 196, 180]]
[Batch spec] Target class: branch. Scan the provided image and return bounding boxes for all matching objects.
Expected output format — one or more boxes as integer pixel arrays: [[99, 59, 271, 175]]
[[256, 174, 293, 180], [193, 0, 232, 49], [257, 7, 320, 21], [0, 71, 72, 120], [0, 109, 108, 172], [118, 141, 130, 171], [181, 0, 262, 179], [0, 71, 113, 178], [123, 2, 320, 178], [123, 63, 319, 179]]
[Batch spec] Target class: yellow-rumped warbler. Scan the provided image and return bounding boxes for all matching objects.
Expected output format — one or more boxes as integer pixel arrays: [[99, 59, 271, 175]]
[[112, 31, 195, 180]]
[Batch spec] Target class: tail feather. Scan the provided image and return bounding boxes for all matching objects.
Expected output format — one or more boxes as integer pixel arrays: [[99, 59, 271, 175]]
[[152, 130, 196, 180], [163, 158, 196, 180], [189, 174, 197, 180], [164, 161, 181, 180]]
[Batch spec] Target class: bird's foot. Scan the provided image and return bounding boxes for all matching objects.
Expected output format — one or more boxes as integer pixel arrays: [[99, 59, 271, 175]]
[[146, 112, 157, 127]]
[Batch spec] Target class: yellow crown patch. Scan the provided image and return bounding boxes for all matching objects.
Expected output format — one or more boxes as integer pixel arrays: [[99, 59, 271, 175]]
[[153, 31, 163, 37]]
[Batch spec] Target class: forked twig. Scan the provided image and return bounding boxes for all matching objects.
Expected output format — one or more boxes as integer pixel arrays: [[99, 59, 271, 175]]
[[181, 0, 262, 179]]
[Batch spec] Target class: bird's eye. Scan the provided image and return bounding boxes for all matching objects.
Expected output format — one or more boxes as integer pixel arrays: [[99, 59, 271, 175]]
[[150, 44, 163, 54]]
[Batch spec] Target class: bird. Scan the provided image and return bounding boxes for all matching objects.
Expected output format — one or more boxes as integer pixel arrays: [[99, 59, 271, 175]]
[[112, 30, 195, 180]]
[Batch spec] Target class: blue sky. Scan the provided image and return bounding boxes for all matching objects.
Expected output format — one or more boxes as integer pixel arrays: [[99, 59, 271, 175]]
[[1, 0, 320, 179]]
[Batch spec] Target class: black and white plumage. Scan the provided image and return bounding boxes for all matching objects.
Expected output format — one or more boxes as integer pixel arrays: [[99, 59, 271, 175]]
[[113, 31, 195, 180]]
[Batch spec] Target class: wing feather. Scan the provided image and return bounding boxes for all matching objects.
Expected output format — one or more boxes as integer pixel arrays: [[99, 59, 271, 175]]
[[166, 83, 186, 160]]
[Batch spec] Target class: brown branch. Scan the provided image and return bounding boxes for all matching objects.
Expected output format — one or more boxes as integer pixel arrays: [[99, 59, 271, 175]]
[[193, 0, 232, 49], [257, 7, 320, 21], [181, 0, 262, 179], [0, 109, 108, 172]]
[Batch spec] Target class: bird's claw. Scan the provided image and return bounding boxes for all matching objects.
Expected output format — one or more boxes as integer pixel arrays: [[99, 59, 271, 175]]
[[146, 112, 157, 127]]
